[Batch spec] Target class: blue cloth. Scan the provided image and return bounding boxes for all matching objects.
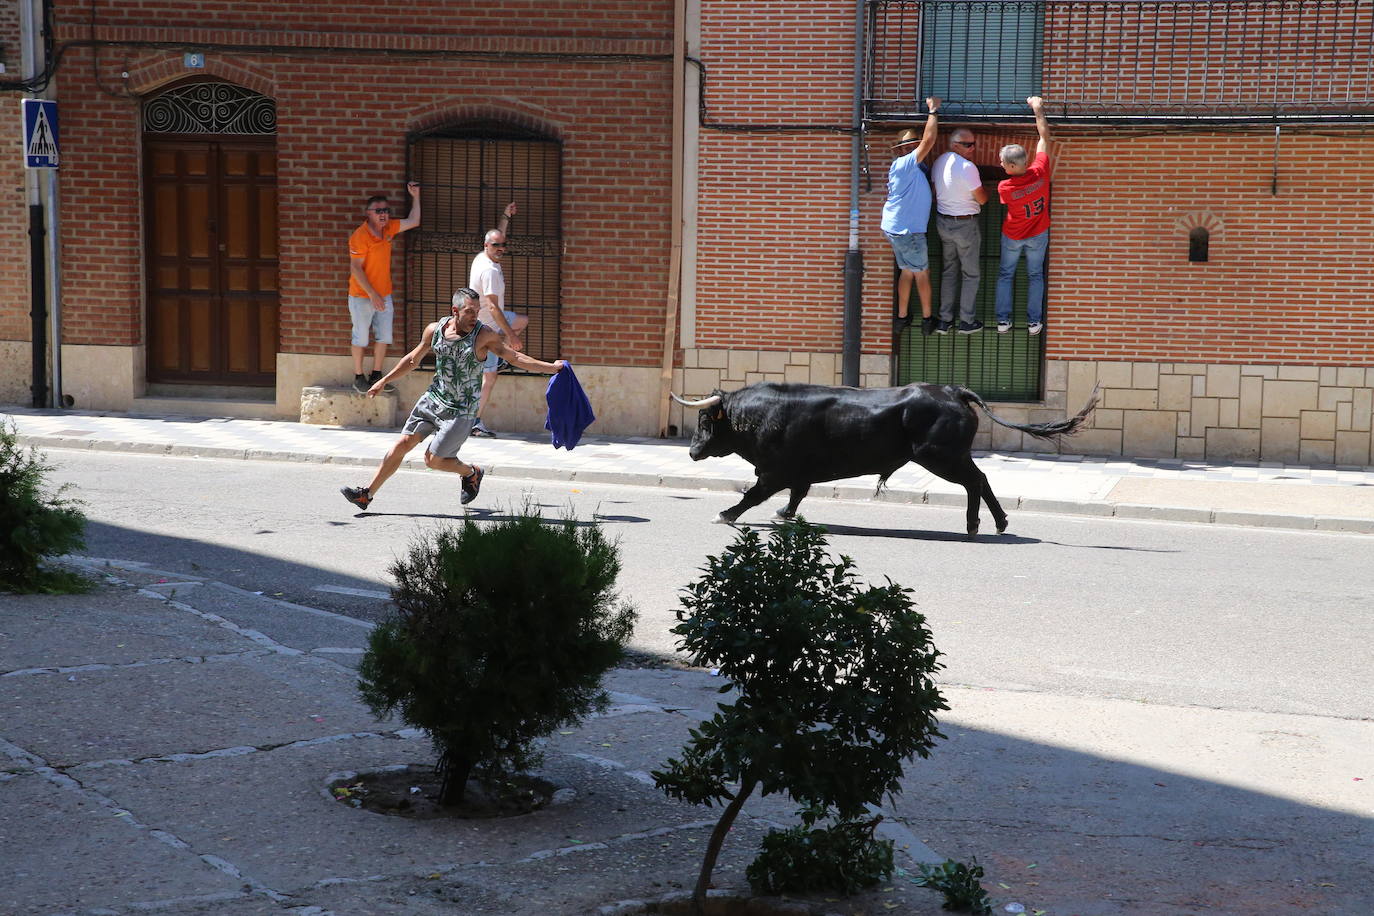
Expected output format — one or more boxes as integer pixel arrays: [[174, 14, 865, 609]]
[[544, 364, 595, 450], [880, 156, 932, 235]]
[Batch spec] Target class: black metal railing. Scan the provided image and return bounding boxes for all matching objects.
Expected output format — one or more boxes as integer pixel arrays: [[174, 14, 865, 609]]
[[867, 0, 1374, 124]]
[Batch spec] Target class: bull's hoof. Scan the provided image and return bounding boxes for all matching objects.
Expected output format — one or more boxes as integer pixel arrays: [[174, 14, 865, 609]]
[[996, 519, 1009, 534], [714, 512, 738, 525], [966, 523, 980, 539], [775, 508, 795, 519]]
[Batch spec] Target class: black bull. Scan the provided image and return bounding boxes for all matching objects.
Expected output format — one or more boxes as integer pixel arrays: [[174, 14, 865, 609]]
[[671, 382, 1100, 536]]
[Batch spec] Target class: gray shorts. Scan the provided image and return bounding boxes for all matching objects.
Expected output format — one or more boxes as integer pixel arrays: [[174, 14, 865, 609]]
[[884, 231, 929, 272], [348, 295, 394, 347], [482, 309, 519, 372], [401, 395, 475, 459]]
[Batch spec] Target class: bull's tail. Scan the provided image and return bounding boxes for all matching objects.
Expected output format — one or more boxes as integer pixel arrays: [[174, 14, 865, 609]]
[[958, 384, 1100, 441]]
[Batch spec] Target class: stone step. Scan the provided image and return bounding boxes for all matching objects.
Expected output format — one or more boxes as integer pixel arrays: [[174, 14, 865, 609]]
[[299, 386, 397, 428]]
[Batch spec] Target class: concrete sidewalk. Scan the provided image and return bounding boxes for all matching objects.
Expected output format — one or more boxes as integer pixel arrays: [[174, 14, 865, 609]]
[[5, 406, 1374, 533], [5, 557, 1370, 915], [1, 558, 954, 916]]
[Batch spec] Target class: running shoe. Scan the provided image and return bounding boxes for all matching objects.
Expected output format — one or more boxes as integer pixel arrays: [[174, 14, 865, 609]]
[[460, 466, 485, 505], [352, 374, 369, 394], [957, 320, 985, 334], [368, 370, 396, 394], [341, 486, 372, 510], [921, 317, 937, 336], [470, 420, 497, 439]]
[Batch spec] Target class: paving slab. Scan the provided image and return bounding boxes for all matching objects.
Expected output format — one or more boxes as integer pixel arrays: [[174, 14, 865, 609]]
[[0, 649, 378, 766], [0, 769, 244, 913], [604, 665, 739, 719], [885, 686, 1374, 915], [0, 586, 247, 671], [76, 734, 719, 894], [141, 580, 377, 654]]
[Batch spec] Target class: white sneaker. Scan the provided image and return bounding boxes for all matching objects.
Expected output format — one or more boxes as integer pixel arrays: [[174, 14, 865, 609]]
[[997, 321, 1012, 334], [1028, 321, 1044, 336]]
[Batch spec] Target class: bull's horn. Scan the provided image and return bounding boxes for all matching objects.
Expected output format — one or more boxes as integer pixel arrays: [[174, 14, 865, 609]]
[[670, 392, 722, 409]]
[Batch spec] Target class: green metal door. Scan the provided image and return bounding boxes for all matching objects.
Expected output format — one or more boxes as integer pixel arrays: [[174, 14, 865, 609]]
[[894, 197, 1044, 401]]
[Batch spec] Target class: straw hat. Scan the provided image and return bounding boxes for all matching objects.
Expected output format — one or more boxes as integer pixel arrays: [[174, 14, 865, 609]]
[[890, 129, 920, 149]]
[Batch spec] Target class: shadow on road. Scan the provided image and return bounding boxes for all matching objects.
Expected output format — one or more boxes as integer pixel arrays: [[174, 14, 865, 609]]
[[348, 508, 650, 525]]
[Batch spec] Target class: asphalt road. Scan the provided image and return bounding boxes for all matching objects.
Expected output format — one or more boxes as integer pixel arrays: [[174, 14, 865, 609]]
[[46, 447, 1373, 723]]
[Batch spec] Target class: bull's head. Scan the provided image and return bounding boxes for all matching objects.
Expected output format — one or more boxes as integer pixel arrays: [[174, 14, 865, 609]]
[[670, 391, 732, 461]]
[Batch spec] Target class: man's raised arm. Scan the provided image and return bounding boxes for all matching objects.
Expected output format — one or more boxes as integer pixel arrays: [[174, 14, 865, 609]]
[[914, 96, 941, 162], [1028, 96, 1051, 160]]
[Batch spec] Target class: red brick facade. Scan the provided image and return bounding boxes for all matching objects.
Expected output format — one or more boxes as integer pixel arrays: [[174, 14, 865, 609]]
[[21, 1, 676, 371], [691, 0, 1374, 368]]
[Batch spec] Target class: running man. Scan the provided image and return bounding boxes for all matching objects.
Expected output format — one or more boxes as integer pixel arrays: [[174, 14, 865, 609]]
[[339, 287, 567, 511]]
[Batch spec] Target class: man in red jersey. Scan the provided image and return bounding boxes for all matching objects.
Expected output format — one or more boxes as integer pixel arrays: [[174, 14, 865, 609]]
[[995, 96, 1051, 336]]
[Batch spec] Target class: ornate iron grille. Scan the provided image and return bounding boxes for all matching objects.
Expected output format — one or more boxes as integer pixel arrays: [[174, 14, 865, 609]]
[[867, 0, 1374, 124], [405, 127, 562, 370], [143, 82, 276, 135]]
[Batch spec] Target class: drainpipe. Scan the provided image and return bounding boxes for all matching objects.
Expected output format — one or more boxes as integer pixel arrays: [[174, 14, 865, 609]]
[[841, 0, 865, 386], [39, 0, 61, 408], [45, 162, 62, 408], [22, 0, 47, 408], [656, 0, 687, 435]]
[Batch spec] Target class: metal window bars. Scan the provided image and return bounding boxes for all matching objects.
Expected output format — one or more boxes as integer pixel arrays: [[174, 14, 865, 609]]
[[405, 130, 562, 369]]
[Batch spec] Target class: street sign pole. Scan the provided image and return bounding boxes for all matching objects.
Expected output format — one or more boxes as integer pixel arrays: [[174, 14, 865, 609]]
[[22, 98, 61, 407]]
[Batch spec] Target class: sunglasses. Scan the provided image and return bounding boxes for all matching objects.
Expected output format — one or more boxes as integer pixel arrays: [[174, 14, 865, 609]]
[[369, 207, 391, 214], [952, 140, 975, 147], [489, 242, 507, 248]]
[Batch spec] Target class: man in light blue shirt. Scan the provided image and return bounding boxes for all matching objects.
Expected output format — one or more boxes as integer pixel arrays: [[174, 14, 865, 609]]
[[881, 97, 940, 337]]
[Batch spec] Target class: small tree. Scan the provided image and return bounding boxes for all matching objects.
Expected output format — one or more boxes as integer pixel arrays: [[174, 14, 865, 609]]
[[0, 419, 87, 594], [358, 506, 636, 805], [653, 519, 947, 914]]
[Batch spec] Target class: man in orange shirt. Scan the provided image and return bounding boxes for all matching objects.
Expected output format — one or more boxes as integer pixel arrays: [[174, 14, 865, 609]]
[[348, 181, 421, 392]]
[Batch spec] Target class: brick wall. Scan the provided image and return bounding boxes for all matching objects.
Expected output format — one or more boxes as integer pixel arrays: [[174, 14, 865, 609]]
[[12, 4, 676, 373], [1047, 132, 1374, 365], [0, 131, 28, 341], [693, 0, 857, 350], [1043, 1, 1374, 110], [695, 0, 1374, 369], [0, 1, 20, 78], [62, 0, 669, 36]]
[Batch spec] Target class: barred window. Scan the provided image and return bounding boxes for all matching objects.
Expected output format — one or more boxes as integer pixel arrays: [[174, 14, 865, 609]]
[[405, 124, 562, 368]]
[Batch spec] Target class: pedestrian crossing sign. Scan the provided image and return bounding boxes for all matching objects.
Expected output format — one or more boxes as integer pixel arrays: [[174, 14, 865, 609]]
[[22, 99, 59, 169]]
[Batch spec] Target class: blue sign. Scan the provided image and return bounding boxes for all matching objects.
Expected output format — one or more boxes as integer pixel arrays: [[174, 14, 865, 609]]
[[22, 99, 59, 169]]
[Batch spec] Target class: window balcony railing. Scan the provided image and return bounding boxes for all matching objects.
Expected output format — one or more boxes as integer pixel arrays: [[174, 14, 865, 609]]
[[866, 0, 1374, 124]]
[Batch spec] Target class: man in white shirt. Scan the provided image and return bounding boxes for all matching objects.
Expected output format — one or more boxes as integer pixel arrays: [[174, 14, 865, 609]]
[[931, 129, 989, 334], [467, 202, 528, 437]]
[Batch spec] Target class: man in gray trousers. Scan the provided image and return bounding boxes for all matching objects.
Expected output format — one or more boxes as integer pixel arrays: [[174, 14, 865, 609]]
[[931, 128, 988, 334]]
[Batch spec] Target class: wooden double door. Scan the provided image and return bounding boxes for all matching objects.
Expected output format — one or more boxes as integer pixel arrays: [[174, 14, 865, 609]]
[[145, 139, 278, 385]]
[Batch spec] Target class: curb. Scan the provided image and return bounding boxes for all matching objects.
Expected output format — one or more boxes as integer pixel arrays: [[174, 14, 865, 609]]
[[19, 433, 1369, 535]]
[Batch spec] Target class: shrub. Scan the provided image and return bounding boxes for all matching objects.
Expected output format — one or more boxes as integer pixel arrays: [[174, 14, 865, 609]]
[[358, 505, 637, 806], [0, 419, 87, 593], [746, 812, 894, 896], [653, 519, 947, 913], [914, 858, 994, 914]]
